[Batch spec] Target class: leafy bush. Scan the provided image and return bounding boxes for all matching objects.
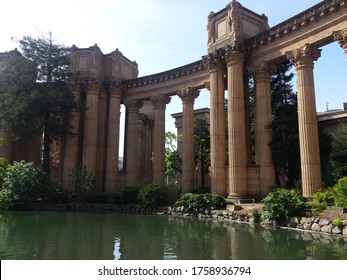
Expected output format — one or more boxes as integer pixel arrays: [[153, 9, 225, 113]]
[[137, 183, 167, 207], [46, 184, 69, 203], [308, 190, 334, 212], [110, 186, 140, 205], [261, 188, 309, 223], [333, 216, 343, 229], [332, 177, 347, 208], [70, 164, 95, 195], [192, 185, 211, 194], [174, 192, 226, 214], [249, 208, 261, 221], [1, 161, 49, 208]]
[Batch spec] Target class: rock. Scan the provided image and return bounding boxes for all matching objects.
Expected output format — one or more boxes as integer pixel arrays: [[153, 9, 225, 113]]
[[303, 224, 311, 230], [321, 225, 333, 233], [311, 223, 321, 232], [332, 226, 342, 235], [289, 217, 300, 224], [343, 226, 347, 236], [318, 219, 330, 227]]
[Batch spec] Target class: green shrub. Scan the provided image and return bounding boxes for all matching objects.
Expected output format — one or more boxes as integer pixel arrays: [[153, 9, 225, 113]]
[[1, 161, 49, 208], [110, 186, 140, 205], [249, 208, 261, 220], [46, 184, 69, 203], [192, 185, 211, 194], [174, 192, 226, 214], [70, 164, 95, 195], [261, 188, 309, 223], [333, 216, 343, 229], [137, 183, 167, 207], [79, 192, 110, 204], [332, 177, 347, 208]]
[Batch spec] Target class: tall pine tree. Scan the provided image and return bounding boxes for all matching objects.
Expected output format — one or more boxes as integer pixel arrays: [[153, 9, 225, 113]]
[[1, 33, 76, 175]]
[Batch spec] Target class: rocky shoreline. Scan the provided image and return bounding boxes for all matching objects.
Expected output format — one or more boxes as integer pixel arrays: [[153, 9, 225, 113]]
[[27, 202, 347, 237]]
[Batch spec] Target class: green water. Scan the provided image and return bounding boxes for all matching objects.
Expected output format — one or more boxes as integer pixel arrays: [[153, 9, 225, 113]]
[[0, 211, 346, 260]]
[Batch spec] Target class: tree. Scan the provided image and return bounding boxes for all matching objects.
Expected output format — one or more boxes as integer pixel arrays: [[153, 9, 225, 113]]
[[269, 61, 301, 187], [0, 33, 76, 175], [165, 132, 182, 176], [330, 121, 347, 183], [194, 118, 210, 186]]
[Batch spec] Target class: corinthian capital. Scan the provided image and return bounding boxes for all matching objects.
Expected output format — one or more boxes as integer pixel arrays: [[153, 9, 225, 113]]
[[177, 87, 199, 104], [225, 43, 244, 65], [205, 48, 225, 70], [333, 29, 347, 54], [124, 99, 143, 113], [286, 44, 321, 69], [150, 95, 171, 110], [249, 61, 275, 83]]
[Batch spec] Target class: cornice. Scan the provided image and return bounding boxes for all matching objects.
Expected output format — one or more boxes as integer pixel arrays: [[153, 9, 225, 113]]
[[122, 60, 206, 88], [245, 0, 347, 50]]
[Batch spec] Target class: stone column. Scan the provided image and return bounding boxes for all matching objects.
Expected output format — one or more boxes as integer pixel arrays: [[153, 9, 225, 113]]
[[206, 50, 227, 196], [286, 44, 322, 197], [82, 79, 100, 177], [333, 29, 347, 61], [252, 62, 276, 196], [151, 95, 171, 185], [124, 99, 143, 185], [63, 81, 81, 190], [178, 87, 199, 193], [105, 83, 122, 191], [225, 44, 248, 198]]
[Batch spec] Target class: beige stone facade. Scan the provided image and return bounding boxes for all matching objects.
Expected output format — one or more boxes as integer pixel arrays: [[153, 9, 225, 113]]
[[1, 0, 347, 197]]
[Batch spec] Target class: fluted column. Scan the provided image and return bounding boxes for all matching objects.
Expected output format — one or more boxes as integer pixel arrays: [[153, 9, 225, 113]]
[[178, 87, 199, 193], [286, 44, 322, 197], [252, 62, 276, 195], [82, 79, 100, 176], [151, 95, 171, 185], [226, 44, 248, 198], [105, 83, 122, 191], [124, 99, 143, 185], [333, 29, 347, 61], [206, 50, 227, 196], [63, 81, 81, 190]]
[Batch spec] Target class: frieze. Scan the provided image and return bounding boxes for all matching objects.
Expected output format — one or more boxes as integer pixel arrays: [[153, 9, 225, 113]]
[[123, 60, 206, 88], [246, 0, 347, 49]]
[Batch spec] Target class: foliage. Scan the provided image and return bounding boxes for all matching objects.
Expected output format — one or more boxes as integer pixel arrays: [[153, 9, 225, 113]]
[[137, 183, 167, 207], [249, 208, 261, 221], [192, 185, 211, 194], [0, 33, 76, 175], [0, 190, 8, 223], [165, 132, 182, 176], [261, 188, 309, 222], [174, 193, 226, 214], [1, 161, 49, 209], [332, 177, 347, 208], [0, 138, 8, 186], [79, 192, 110, 204], [307, 190, 334, 212], [194, 118, 210, 185], [110, 186, 140, 205], [46, 183, 70, 203], [333, 216, 343, 229], [70, 165, 95, 198], [330, 122, 347, 183]]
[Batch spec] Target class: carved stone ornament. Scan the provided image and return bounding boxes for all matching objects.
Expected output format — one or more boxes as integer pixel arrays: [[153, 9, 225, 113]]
[[286, 44, 321, 69], [205, 48, 225, 70], [250, 61, 275, 83], [225, 43, 244, 65], [177, 87, 200, 104], [150, 95, 171, 110], [333, 29, 347, 54], [124, 99, 143, 113]]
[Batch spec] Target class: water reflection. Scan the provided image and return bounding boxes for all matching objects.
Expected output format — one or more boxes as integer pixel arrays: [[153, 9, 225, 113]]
[[0, 211, 346, 260]]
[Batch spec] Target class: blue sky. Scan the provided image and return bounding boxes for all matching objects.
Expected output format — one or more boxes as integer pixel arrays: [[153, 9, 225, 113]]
[[1, 0, 346, 151]]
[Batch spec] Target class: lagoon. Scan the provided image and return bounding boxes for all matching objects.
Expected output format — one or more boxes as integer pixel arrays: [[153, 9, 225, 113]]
[[0, 211, 346, 260]]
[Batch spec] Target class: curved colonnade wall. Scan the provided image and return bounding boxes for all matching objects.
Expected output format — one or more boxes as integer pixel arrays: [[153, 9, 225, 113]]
[[1, 0, 346, 198]]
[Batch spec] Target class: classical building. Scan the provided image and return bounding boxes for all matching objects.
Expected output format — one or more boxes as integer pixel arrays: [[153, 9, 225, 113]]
[[1, 0, 347, 197]]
